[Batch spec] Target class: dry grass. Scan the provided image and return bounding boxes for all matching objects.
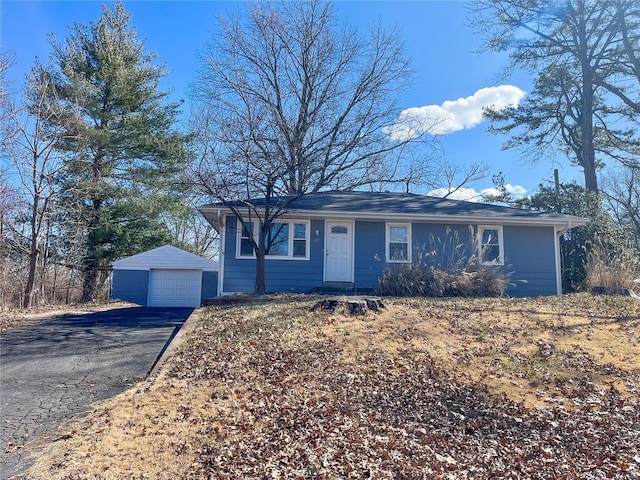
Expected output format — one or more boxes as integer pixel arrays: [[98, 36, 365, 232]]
[[585, 241, 640, 290], [327, 295, 639, 408], [21, 294, 640, 479]]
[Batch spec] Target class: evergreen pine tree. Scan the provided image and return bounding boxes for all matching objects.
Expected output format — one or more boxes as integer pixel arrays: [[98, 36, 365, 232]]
[[47, 1, 186, 301]]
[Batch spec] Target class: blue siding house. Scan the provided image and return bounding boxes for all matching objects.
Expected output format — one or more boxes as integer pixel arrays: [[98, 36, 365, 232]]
[[199, 191, 588, 297]]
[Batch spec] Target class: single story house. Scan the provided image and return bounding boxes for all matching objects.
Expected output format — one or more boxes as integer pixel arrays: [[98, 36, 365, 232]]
[[198, 191, 589, 297], [111, 245, 218, 307]]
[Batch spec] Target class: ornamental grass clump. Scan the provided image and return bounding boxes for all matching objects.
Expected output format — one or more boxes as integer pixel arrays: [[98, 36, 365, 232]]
[[585, 237, 640, 290], [376, 227, 512, 297]]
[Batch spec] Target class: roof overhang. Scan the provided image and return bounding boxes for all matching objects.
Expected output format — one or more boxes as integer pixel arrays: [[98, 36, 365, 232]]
[[198, 205, 590, 231], [197, 206, 226, 232]]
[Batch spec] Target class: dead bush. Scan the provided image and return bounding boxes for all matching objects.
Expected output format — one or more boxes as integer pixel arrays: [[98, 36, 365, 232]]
[[377, 262, 510, 297], [585, 237, 640, 290], [376, 227, 512, 297]]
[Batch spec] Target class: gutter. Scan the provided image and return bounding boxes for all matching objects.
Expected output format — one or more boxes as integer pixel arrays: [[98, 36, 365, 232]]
[[556, 219, 575, 235], [199, 206, 590, 229], [217, 212, 226, 297]]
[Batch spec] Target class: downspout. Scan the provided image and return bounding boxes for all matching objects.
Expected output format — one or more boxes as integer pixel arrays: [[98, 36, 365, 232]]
[[217, 210, 225, 297], [554, 221, 573, 296]]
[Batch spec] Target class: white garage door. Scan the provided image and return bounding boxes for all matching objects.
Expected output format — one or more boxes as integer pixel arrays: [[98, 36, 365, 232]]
[[148, 269, 202, 307]]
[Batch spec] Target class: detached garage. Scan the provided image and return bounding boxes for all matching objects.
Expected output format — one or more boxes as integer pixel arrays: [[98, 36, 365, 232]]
[[112, 245, 218, 307]]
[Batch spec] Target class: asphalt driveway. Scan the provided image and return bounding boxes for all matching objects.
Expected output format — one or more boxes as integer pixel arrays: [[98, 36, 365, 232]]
[[0, 306, 193, 479]]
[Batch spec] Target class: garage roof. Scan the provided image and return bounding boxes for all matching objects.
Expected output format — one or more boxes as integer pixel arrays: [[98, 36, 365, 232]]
[[112, 245, 218, 271]]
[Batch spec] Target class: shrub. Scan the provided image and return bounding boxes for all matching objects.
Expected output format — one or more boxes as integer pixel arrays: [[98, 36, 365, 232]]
[[585, 237, 640, 290], [376, 261, 510, 298], [376, 227, 512, 297]]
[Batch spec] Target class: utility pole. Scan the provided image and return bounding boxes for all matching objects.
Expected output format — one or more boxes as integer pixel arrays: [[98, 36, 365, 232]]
[[554, 169, 561, 213]]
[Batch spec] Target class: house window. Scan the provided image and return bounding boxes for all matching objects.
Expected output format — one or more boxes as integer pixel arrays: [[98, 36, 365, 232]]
[[267, 222, 289, 256], [293, 223, 308, 257], [238, 220, 256, 257], [386, 223, 411, 263], [478, 226, 504, 265], [236, 219, 309, 260]]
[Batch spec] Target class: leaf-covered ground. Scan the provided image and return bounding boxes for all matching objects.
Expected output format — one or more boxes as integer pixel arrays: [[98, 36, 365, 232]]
[[23, 294, 640, 479]]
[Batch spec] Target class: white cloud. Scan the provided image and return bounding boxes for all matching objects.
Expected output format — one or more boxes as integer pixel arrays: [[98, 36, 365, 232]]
[[427, 183, 527, 202], [427, 187, 483, 201], [504, 183, 527, 196], [389, 85, 526, 140]]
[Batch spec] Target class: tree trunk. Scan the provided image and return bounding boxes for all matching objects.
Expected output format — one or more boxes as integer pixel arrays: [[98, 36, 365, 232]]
[[81, 186, 102, 302], [582, 159, 598, 193], [312, 297, 385, 315], [23, 198, 40, 309], [254, 248, 266, 295], [81, 257, 100, 302], [578, 13, 598, 193], [23, 245, 38, 309], [579, 80, 598, 192]]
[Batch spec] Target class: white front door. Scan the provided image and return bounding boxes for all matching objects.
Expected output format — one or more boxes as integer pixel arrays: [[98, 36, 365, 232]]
[[324, 221, 354, 282]]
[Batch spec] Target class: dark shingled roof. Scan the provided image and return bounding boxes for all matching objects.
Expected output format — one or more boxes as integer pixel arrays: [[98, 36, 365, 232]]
[[199, 190, 589, 226]]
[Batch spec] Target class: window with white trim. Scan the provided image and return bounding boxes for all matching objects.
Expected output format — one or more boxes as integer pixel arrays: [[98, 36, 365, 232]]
[[238, 220, 256, 257], [236, 219, 309, 260], [267, 222, 289, 256], [292, 223, 308, 257], [478, 226, 504, 265], [386, 223, 411, 263]]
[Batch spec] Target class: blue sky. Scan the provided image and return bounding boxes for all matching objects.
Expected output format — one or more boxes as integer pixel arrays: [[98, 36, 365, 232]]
[[2, 0, 580, 200]]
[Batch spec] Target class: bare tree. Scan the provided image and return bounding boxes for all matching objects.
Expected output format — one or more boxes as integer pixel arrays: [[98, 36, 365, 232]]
[[2, 65, 71, 308], [602, 165, 640, 251], [0, 50, 23, 308], [160, 195, 220, 259], [0, 165, 27, 309], [435, 161, 489, 199], [192, 0, 436, 294], [0, 50, 16, 128]]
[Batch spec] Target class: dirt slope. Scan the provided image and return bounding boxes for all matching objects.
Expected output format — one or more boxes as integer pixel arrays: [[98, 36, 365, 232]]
[[21, 294, 640, 479]]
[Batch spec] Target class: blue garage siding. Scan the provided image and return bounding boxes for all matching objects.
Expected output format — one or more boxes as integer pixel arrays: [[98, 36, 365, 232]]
[[112, 269, 149, 305], [113, 269, 218, 305], [222, 215, 325, 293], [503, 225, 557, 296]]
